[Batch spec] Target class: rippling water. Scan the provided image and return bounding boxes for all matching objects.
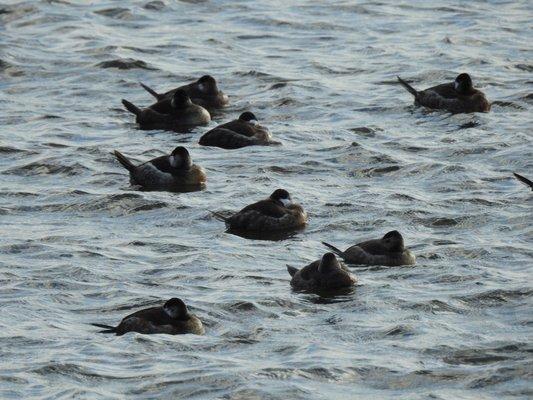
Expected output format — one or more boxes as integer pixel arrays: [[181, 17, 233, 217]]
[[1, 1, 532, 398]]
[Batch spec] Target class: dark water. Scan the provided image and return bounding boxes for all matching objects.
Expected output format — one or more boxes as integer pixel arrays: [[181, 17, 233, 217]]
[[1, 1, 532, 398]]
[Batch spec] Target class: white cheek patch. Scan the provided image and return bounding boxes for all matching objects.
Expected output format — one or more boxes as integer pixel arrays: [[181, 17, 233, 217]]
[[279, 198, 292, 207], [454, 81, 459, 90], [198, 83, 206, 92], [171, 98, 176, 108], [249, 119, 259, 126], [169, 156, 177, 168], [163, 305, 177, 318]]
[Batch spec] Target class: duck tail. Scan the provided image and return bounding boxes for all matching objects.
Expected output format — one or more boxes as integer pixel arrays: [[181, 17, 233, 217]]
[[91, 323, 116, 334], [113, 150, 136, 173], [139, 82, 161, 100], [397, 76, 418, 97], [321, 242, 344, 257], [513, 172, 533, 190], [121, 99, 141, 116], [210, 211, 228, 222], [287, 265, 298, 277]]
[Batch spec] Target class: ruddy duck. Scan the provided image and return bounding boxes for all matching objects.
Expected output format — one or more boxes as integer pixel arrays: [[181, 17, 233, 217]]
[[121, 89, 210, 130], [287, 252, 357, 291], [140, 75, 229, 110], [397, 73, 490, 113], [199, 112, 280, 149], [323, 230, 416, 266], [212, 189, 307, 232], [92, 298, 205, 336], [113, 146, 206, 190]]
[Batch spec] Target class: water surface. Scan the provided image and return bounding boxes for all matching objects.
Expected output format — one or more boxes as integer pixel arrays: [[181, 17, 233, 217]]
[[1, 0, 532, 398]]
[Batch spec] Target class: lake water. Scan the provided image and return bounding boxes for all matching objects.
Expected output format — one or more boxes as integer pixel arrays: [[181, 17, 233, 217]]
[[1, 1, 532, 399]]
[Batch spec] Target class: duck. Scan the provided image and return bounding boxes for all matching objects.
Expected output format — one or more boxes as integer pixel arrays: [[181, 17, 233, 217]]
[[287, 252, 357, 291], [513, 173, 533, 191], [91, 298, 205, 336], [113, 146, 206, 190], [121, 89, 210, 130], [212, 189, 307, 232], [397, 73, 490, 113], [322, 230, 416, 266], [199, 112, 280, 149], [140, 75, 229, 110]]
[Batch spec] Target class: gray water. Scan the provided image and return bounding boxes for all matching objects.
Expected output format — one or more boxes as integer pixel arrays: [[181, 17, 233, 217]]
[[1, 1, 532, 399]]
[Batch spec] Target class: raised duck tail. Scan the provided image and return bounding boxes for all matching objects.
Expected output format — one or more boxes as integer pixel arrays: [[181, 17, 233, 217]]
[[139, 83, 162, 100], [121, 99, 141, 116], [287, 265, 298, 277], [321, 242, 344, 258], [397, 76, 418, 97], [513, 172, 533, 190], [210, 211, 228, 222], [91, 323, 117, 334], [113, 150, 136, 173]]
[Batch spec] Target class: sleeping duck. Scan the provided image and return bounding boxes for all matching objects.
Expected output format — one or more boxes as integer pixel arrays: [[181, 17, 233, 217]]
[[92, 298, 204, 336], [121, 89, 210, 130], [397, 73, 490, 113], [287, 252, 357, 291], [199, 112, 280, 149], [322, 230, 415, 266], [212, 189, 307, 233], [113, 146, 206, 190], [140, 75, 229, 110]]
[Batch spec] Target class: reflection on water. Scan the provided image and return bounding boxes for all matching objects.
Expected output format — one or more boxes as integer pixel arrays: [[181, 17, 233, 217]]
[[227, 227, 305, 241], [138, 183, 206, 194]]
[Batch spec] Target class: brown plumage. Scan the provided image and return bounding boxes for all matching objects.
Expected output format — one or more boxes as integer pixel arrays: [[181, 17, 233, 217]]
[[113, 146, 206, 190], [287, 253, 357, 291], [92, 298, 205, 336], [323, 230, 416, 266], [122, 89, 210, 130], [397, 73, 490, 113], [213, 189, 307, 232], [140, 75, 229, 111], [199, 112, 280, 149]]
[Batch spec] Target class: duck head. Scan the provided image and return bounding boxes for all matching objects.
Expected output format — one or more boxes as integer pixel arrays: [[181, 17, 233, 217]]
[[270, 188, 292, 207], [197, 75, 219, 94], [381, 230, 405, 252], [318, 252, 342, 273], [171, 89, 193, 109], [454, 73, 473, 94], [169, 146, 193, 170], [239, 111, 258, 125], [163, 298, 189, 320]]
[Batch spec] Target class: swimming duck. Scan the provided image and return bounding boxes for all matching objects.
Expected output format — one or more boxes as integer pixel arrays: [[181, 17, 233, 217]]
[[513, 173, 533, 191], [122, 89, 210, 130], [322, 230, 416, 266], [140, 75, 229, 110], [287, 252, 357, 291], [212, 189, 307, 232], [92, 298, 205, 336], [199, 112, 280, 149], [397, 73, 490, 113], [113, 146, 206, 190]]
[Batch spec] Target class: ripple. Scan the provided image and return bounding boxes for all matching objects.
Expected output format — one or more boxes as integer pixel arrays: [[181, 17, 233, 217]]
[[94, 8, 133, 19], [144, 1, 166, 11], [95, 58, 157, 70], [514, 63, 533, 72], [455, 289, 532, 308], [4, 161, 87, 176], [0, 59, 24, 77]]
